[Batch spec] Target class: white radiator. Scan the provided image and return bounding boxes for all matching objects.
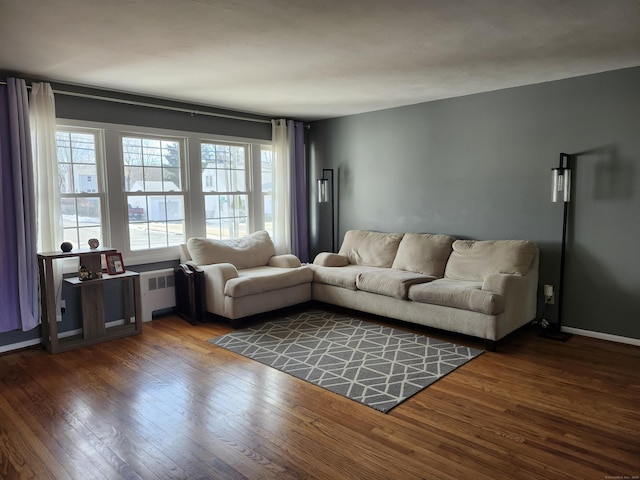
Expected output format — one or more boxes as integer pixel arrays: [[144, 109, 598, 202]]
[[140, 268, 176, 322]]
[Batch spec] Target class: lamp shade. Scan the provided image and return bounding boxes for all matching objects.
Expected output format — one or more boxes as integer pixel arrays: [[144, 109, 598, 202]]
[[317, 178, 330, 203], [552, 167, 571, 202]]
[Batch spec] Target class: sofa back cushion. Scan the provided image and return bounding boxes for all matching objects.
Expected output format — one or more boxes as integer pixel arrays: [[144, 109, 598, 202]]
[[338, 230, 404, 267], [187, 231, 276, 269], [391, 233, 456, 277], [444, 239, 538, 281]]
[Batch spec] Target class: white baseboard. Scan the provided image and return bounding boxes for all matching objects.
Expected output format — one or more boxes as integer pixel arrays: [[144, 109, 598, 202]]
[[0, 338, 41, 354], [562, 326, 640, 347], [0, 318, 137, 354]]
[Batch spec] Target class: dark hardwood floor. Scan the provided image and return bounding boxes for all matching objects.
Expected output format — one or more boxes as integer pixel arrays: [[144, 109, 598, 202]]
[[1, 307, 639, 479]]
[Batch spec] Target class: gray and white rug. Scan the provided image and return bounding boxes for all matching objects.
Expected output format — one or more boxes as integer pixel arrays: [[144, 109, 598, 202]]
[[210, 310, 483, 412]]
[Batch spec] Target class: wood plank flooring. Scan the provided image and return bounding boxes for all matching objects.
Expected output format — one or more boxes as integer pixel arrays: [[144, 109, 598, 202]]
[[1, 307, 639, 479]]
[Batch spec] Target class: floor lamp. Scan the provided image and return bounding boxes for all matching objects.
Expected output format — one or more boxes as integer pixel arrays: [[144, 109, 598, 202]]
[[317, 168, 335, 252], [542, 152, 573, 341]]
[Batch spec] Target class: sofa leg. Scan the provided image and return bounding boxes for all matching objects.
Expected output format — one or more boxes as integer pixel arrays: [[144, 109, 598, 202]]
[[484, 339, 496, 352]]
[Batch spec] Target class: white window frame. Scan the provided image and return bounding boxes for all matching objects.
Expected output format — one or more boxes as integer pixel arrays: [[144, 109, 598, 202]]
[[54, 118, 272, 266], [55, 125, 110, 271], [120, 132, 188, 254], [200, 140, 252, 240]]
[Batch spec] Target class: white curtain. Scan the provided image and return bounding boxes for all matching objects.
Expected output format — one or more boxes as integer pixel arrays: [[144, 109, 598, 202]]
[[30, 83, 63, 321], [271, 119, 293, 254]]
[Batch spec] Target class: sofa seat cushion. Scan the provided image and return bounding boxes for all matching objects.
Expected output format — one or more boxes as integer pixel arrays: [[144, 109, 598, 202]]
[[391, 233, 456, 277], [187, 231, 276, 269], [444, 239, 538, 281], [338, 230, 404, 267], [311, 265, 383, 290], [356, 270, 435, 299], [224, 266, 312, 298], [408, 279, 505, 315]]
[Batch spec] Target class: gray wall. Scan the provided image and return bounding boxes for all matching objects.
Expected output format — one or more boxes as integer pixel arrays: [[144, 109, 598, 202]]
[[52, 83, 272, 141], [309, 67, 640, 340]]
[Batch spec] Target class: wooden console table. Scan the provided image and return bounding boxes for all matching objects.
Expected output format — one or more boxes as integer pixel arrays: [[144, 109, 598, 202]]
[[37, 247, 142, 354]]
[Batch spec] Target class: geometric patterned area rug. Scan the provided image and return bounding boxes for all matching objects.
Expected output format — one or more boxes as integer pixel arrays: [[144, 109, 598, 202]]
[[209, 309, 484, 413]]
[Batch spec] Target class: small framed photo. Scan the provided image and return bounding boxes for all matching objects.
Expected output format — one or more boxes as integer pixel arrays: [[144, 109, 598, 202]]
[[106, 252, 125, 275]]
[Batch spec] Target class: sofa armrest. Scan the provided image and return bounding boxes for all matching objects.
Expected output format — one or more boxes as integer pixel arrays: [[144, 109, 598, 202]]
[[313, 252, 349, 267], [198, 263, 239, 317], [268, 254, 302, 268], [184, 260, 202, 271], [483, 273, 537, 338]]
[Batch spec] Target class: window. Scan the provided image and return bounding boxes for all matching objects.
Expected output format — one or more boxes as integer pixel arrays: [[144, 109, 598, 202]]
[[201, 142, 249, 239], [122, 135, 186, 250], [53, 120, 271, 265], [56, 128, 104, 249]]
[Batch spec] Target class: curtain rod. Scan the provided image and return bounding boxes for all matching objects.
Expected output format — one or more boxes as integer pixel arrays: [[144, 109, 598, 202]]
[[56, 90, 273, 124], [1, 80, 272, 124]]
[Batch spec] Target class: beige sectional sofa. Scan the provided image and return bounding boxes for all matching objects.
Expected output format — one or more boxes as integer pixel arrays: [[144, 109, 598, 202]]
[[180, 229, 539, 350], [180, 231, 312, 323], [310, 230, 539, 351]]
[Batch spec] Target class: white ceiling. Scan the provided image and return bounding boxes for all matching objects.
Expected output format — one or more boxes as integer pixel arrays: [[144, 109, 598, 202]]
[[2, 0, 640, 121]]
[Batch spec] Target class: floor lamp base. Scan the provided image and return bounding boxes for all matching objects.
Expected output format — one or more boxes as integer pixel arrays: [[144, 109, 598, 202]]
[[539, 328, 572, 342]]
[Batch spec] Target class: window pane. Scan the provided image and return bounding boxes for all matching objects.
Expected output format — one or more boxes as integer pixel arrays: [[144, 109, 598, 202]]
[[127, 196, 147, 221], [56, 133, 71, 163], [129, 223, 150, 250], [61, 197, 77, 219], [202, 168, 215, 192], [165, 195, 184, 221], [126, 166, 144, 191], [261, 147, 273, 192], [75, 166, 98, 193], [78, 225, 103, 246], [70, 133, 96, 164], [201, 142, 248, 194], [143, 167, 163, 191], [77, 197, 101, 224], [232, 169, 246, 192], [122, 138, 143, 166], [204, 193, 248, 239], [59, 163, 73, 194], [231, 146, 245, 169], [261, 146, 273, 236], [124, 136, 182, 193], [149, 223, 168, 248], [163, 167, 181, 190], [264, 194, 273, 237], [127, 194, 185, 250], [216, 169, 231, 192], [63, 227, 80, 249]]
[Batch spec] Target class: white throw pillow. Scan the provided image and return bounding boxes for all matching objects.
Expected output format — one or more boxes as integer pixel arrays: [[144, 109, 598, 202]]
[[391, 233, 456, 277], [187, 231, 276, 268]]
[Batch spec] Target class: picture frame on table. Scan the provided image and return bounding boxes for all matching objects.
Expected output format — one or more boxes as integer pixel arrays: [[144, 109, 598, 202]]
[[106, 252, 125, 275]]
